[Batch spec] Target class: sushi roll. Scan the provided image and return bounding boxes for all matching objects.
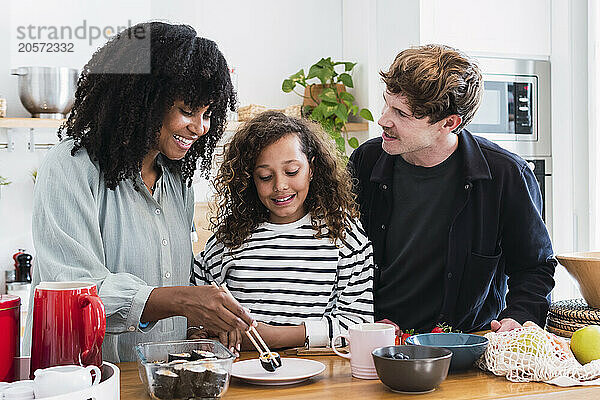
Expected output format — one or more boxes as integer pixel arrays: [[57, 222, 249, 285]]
[[191, 349, 217, 360], [175, 362, 205, 398], [259, 352, 281, 372], [168, 352, 192, 362], [166, 360, 189, 368], [152, 368, 178, 399], [260, 353, 278, 372], [198, 364, 228, 398]]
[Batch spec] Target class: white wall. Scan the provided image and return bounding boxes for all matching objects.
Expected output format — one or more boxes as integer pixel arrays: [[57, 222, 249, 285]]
[[589, 1, 600, 249], [550, 0, 589, 299], [420, 0, 551, 58], [342, 0, 421, 138]]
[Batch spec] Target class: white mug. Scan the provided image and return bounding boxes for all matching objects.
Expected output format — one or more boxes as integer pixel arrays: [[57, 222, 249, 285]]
[[33, 365, 101, 398], [332, 322, 396, 379]]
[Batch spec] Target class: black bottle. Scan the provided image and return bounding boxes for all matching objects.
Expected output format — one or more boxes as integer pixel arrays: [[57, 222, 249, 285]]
[[15, 252, 32, 283]]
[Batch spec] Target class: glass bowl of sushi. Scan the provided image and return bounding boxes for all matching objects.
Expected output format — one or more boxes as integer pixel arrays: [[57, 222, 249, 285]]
[[135, 339, 236, 399]]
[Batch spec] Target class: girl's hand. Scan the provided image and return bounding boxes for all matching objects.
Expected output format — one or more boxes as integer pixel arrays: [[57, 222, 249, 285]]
[[241, 322, 306, 350], [187, 325, 241, 357], [218, 329, 242, 357]]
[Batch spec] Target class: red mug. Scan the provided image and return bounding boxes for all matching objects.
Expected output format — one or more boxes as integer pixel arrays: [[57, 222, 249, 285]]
[[0, 294, 20, 382], [30, 282, 106, 377]]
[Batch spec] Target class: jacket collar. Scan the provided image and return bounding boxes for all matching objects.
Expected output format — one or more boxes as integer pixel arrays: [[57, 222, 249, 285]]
[[370, 129, 492, 184]]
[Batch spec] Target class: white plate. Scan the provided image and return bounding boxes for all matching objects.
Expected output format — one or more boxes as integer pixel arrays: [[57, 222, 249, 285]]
[[232, 358, 325, 385]]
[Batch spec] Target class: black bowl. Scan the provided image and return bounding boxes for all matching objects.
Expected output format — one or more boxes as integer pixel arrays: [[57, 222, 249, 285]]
[[372, 345, 452, 394]]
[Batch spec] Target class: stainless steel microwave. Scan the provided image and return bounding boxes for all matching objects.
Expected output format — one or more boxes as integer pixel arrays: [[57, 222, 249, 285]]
[[466, 58, 551, 157]]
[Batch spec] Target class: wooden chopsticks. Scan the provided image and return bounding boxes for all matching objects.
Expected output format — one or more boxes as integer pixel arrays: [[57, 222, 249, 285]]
[[211, 282, 280, 365]]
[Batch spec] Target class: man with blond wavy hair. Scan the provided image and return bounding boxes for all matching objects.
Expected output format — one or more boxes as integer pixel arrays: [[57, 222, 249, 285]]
[[350, 44, 556, 334]]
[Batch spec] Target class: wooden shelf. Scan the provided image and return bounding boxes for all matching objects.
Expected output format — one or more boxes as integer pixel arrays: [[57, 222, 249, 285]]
[[0, 117, 65, 129], [345, 122, 369, 132], [0, 118, 369, 132]]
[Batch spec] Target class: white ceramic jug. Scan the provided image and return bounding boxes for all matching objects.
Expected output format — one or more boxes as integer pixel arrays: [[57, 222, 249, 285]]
[[33, 365, 100, 398]]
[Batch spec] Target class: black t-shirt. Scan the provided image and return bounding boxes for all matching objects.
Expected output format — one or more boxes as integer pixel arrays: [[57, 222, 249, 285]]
[[375, 150, 462, 332]]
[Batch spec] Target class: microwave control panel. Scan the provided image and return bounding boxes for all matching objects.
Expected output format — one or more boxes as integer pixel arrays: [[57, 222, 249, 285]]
[[514, 82, 532, 134]]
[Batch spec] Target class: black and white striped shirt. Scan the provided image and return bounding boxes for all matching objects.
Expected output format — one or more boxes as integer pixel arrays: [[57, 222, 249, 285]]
[[192, 213, 374, 347]]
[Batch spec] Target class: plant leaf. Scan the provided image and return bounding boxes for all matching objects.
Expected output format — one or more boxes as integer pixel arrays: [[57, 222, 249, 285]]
[[348, 137, 359, 149], [282, 79, 295, 93], [344, 62, 357, 71], [317, 57, 333, 69], [339, 91, 355, 102], [289, 69, 305, 80], [307, 64, 322, 80], [351, 104, 359, 115], [335, 104, 348, 123], [322, 104, 337, 118], [338, 73, 354, 88], [318, 88, 338, 103], [359, 108, 374, 121], [310, 105, 324, 121], [316, 68, 333, 84]]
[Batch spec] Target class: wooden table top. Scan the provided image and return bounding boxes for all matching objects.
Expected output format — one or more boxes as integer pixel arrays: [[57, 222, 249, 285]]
[[119, 352, 600, 399]]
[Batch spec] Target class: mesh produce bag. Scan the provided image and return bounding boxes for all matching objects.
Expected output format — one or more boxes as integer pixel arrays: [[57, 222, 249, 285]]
[[477, 323, 600, 386]]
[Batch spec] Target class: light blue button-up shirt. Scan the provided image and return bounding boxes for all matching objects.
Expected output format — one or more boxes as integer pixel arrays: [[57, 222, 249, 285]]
[[24, 139, 194, 362]]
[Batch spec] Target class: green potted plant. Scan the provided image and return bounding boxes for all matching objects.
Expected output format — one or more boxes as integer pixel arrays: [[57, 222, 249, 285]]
[[282, 57, 373, 155]]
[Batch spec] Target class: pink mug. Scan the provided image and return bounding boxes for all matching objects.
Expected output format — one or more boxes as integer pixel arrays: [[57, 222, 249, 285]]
[[332, 323, 396, 379]]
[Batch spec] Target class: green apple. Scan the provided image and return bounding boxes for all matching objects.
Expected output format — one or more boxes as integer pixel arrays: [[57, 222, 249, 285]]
[[570, 325, 600, 365]]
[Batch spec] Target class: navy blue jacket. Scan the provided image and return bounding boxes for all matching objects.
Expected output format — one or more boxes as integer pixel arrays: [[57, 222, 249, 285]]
[[349, 130, 556, 332]]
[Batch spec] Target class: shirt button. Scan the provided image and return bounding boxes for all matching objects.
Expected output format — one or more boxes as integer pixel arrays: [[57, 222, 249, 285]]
[[155, 208, 161, 215], [165, 272, 171, 279], [381, 224, 386, 230], [128, 326, 136, 332], [447, 272, 453, 279], [381, 184, 388, 190], [464, 183, 471, 190], [162, 239, 168, 246]]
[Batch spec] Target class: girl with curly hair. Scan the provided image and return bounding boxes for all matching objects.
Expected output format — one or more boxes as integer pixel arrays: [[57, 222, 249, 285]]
[[26, 22, 254, 362], [192, 111, 374, 349]]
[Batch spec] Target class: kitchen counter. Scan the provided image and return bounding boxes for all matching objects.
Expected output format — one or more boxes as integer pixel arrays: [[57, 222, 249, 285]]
[[118, 352, 600, 399]]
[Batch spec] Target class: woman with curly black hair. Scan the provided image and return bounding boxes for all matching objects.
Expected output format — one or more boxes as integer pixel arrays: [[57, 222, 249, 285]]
[[192, 112, 374, 349], [25, 22, 254, 362]]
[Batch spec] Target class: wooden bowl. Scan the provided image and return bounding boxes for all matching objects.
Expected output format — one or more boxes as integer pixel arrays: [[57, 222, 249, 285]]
[[556, 252, 600, 308]]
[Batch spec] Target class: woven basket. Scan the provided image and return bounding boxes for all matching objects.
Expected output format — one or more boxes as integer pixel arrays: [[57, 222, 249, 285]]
[[548, 299, 600, 323], [237, 104, 302, 121]]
